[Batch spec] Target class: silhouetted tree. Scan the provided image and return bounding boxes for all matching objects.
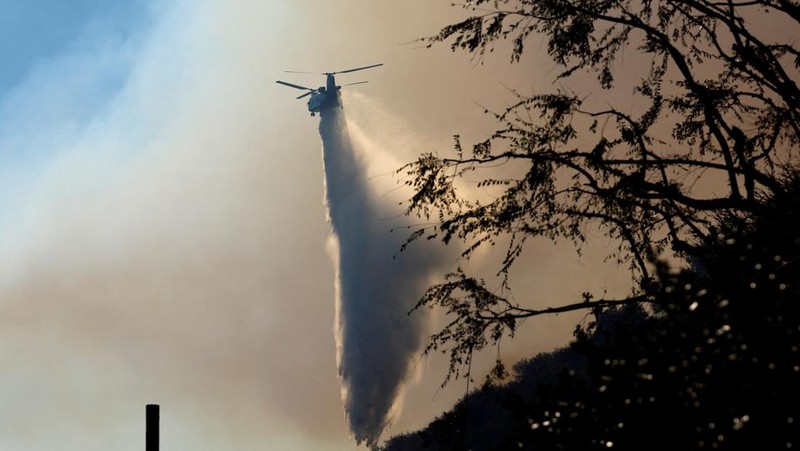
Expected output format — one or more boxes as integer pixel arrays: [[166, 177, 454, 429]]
[[401, 0, 800, 381]]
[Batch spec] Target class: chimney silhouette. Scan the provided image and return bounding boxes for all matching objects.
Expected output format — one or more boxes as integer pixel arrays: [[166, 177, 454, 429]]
[[146, 404, 159, 451]]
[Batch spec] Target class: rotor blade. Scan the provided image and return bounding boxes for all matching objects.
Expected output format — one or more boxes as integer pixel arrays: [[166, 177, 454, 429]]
[[284, 70, 317, 74], [276, 80, 314, 91], [342, 81, 368, 87], [333, 63, 383, 75], [296, 91, 314, 99]]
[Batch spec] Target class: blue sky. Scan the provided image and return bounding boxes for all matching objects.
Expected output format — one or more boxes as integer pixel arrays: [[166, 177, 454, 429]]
[[0, 1, 154, 225], [0, 1, 150, 93]]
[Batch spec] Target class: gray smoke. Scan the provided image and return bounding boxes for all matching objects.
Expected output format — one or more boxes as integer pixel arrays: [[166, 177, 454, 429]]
[[319, 103, 445, 447]]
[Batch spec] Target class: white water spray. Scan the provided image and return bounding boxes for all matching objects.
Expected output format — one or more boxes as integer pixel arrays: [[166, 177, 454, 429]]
[[319, 104, 446, 447]]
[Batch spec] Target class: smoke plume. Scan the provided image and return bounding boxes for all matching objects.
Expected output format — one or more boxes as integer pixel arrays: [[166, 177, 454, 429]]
[[319, 103, 446, 446]]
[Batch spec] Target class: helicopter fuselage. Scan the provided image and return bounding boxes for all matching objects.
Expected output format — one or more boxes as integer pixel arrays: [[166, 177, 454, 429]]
[[306, 74, 341, 116]]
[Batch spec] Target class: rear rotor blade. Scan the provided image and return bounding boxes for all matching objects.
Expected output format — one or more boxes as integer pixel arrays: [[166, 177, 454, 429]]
[[296, 91, 314, 99], [284, 70, 317, 74], [276, 80, 314, 91], [332, 63, 383, 75]]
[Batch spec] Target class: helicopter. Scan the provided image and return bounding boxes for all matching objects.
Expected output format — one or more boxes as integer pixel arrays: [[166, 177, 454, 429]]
[[276, 63, 383, 116]]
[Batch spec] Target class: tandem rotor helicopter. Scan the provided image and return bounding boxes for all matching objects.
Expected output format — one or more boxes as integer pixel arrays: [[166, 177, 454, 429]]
[[276, 63, 383, 116]]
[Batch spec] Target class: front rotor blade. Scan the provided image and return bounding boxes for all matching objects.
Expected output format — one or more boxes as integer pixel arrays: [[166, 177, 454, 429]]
[[296, 91, 314, 99], [342, 81, 368, 87], [284, 70, 318, 74], [276, 80, 314, 91], [334, 63, 383, 75]]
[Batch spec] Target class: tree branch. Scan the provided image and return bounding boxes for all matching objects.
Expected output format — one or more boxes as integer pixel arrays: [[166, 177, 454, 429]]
[[477, 294, 652, 321]]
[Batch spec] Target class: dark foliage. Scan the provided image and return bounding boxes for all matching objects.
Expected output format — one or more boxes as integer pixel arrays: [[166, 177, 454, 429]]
[[382, 177, 800, 450]]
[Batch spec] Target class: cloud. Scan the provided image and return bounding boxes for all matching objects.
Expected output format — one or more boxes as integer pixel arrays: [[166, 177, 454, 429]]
[[0, 2, 354, 450]]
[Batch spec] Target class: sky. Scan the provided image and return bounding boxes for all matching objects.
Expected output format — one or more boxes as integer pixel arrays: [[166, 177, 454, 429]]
[[0, 1, 633, 449]]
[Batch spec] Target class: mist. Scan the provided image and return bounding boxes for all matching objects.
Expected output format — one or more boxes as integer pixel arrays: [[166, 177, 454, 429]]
[[0, 2, 356, 449], [319, 101, 451, 446]]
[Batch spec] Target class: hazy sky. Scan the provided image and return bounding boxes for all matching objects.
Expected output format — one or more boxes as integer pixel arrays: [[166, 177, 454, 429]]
[[0, 2, 632, 449]]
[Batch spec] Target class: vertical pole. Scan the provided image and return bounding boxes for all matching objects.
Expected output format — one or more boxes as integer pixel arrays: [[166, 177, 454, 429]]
[[146, 404, 159, 451]]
